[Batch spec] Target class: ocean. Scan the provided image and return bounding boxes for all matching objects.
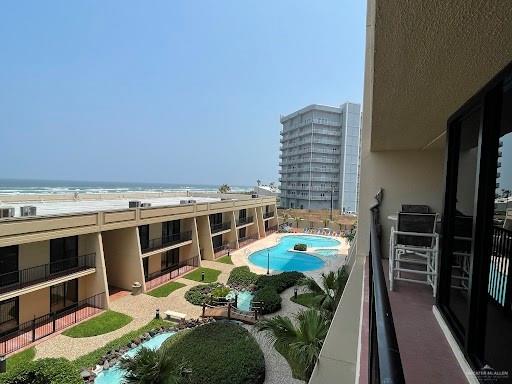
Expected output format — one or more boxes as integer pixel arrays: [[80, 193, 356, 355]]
[[0, 179, 251, 195]]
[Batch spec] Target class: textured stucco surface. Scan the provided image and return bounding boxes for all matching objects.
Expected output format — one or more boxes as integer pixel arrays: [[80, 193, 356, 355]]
[[369, 0, 512, 150]]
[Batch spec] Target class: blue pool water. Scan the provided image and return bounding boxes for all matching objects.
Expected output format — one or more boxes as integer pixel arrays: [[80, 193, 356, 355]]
[[249, 235, 340, 272], [94, 332, 176, 384], [226, 290, 254, 311]]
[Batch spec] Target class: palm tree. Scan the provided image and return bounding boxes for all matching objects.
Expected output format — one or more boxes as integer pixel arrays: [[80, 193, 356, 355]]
[[218, 184, 231, 194], [256, 309, 329, 380], [322, 218, 330, 228], [298, 267, 349, 319], [119, 344, 188, 384], [294, 216, 302, 228]]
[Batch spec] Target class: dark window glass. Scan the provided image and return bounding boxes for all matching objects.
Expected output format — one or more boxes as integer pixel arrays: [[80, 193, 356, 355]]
[[143, 258, 149, 279], [162, 220, 180, 243], [0, 246, 18, 288], [50, 279, 78, 313], [50, 237, 78, 274], [209, 213, 222, 225], [239, 227, 246, 239], [139, 225, 149, 250], [239, 209, 247, 219], [212, 234, 223, 249], [0, 298, 18, 336], [483, 76, 512, 373], [161, 248, 179, 270]]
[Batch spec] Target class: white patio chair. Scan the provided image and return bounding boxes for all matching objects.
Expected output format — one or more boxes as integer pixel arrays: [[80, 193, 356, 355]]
[[389, 212, 439, 297]]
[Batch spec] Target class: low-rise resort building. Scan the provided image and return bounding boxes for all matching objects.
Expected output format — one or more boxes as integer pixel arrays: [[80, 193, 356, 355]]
[[0, 192, 278, 355]]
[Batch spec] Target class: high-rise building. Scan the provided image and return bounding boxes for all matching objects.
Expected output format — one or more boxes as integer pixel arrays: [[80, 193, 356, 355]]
[[278, 102, 361, 212]]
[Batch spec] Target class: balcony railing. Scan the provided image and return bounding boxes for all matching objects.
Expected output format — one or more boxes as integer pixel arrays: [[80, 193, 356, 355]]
[[0, 253, 96, 295], [213, 243, 235, 257], [0, 292, 105, 355], [141, 231, 193, 253], [236, 216, 253, 227], [238, 235, 258, 248], [265, 225, 278, 234], [263, 211, 274, 219], [210, 222, 231, 234], [369, 189, 405, 383], [145, 255, 199, 291]]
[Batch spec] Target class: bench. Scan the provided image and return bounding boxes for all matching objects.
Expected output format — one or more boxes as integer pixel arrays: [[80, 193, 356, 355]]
[[164, 310, 186, 322]]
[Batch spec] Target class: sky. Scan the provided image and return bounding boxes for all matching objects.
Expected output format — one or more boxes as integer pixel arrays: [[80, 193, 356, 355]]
[[0, 0, 366, 186]]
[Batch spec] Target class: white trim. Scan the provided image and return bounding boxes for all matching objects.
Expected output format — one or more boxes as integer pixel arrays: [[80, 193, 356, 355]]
[[432, 305, 477, 384]]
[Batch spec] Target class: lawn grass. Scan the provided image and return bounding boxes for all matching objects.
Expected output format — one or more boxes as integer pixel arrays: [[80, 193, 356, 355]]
[[290, 292, 319, 309], [183, 267, 221, 283], [215, 254, 233, 264], [62, 310, 133, 338], [164, 321, 265, 384], [73, 318, 172, 369], [5, 347, 35, 373], [146, 281, 186, 298]]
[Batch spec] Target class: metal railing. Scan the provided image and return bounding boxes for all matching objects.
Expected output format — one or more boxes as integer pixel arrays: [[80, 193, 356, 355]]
[[368, 189, 405, 383], [0, 292, 105, 355], [265, 225, 278, 234], [488, 226, 512, 311], [145, 255, 199, 290], [141, 231, 192, 253], [210, 222, 231, 234], [263, 211, 274, 219], [236, 216, 253, 226], [238, 236, 258, 248], [0, 253, 96, 295]]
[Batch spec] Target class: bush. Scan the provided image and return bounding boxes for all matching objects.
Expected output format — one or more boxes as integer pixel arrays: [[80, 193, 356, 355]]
[[253, 286, 282, 314], [163, 322, 265, 384], [256, 271, 304, 293], [0, 358, 82, 384], [211, 285, 231, 299], [293, 243, 307, 251], [227, 266, 258, 288], [184, 283, 225, 305]]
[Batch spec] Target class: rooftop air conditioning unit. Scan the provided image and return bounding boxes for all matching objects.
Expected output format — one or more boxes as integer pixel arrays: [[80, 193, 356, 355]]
[[0, 208, 15, 218], [140, 203, 152, 208], [180, 199, 197, 205], [129, 201, 141, 208], [251, 194, 259, 198], [20, 206, 37, 217]]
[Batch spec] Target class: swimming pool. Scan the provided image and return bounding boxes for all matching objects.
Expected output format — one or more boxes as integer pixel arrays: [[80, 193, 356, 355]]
[[314, 249, 340, 257], [94, 332, 176, 384], [248, 235, 340, 272], [226, 290, 254, 311]]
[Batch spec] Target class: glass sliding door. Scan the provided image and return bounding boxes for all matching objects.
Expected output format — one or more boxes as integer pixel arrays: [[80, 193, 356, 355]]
[[138, 225, 149, 251], [50, 236, 78, 274], [440, 62, 512, 377], [0, 298, 18, 336], [50, 280, 78, 313], [0, 246, 19, 288]]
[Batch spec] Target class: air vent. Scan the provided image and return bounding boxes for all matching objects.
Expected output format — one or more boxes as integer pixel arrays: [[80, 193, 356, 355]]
[[129, 201, 141, 208], [20, 206, 37, 217], [0, 208, 15, 218]]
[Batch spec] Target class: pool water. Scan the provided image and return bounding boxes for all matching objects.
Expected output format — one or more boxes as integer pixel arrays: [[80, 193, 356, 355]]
[[94, 332, 175, 384], [248, 235, 340, 272], [226, 290, 254, 311]]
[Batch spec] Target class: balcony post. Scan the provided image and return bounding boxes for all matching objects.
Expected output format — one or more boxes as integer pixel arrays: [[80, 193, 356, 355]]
[[32, 316, 36, 342]]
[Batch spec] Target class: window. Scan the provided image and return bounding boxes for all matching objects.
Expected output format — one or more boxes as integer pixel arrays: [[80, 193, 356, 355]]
[[143, 258, 149, 279], [138, 225, 149, 250], [50, 279, 78, 313], [209, 213, 223, 226], [50, 236, 78, 274], [162, 220, 180, 243], [0, 298, 18, 336], [0, 246, 18, 287], [239, 209, 247, 220], [161, 248, 179, 271], [238, 227, 246, 239]]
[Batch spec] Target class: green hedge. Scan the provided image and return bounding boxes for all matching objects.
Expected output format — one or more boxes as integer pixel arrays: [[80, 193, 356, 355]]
[[227, 266, 258, 288], [293, 243, 307, 251], [0, 358, 82, 384], [164, 322, 265, 384], [253, 286, 282, 314], [184, 283, 225, 305], [255, 271, 304, 293]]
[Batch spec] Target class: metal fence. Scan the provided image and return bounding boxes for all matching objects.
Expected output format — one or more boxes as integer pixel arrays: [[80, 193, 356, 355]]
[[141, 231, 192, 253]]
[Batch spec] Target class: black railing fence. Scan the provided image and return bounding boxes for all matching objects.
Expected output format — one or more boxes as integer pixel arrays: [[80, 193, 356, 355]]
[[236, 216, 254, 226], [0, 253, 96, 294], [141, 231, 192, 252], [210, 222, 231, 234], [145, 255, 199, 290], [488, 226, 512, 313], [0, 292, 105, 355], [263, 211, 275, 219], [369, 189, 405, 384]]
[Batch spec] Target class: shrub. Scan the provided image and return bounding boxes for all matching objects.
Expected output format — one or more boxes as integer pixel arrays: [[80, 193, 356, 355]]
[[184, 283, 225, 305], [163, 322, 265, 384], [211, 285, 231, 299], [0, 358, 82, 384], [256, 271, 304, 293], [293, 243, 307, 251], [227, 266, 258, 288], [253, 286, 282, 314]]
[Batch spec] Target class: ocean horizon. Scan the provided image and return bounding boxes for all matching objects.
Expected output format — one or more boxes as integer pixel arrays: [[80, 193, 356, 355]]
[[0, 178, 252, 195]]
